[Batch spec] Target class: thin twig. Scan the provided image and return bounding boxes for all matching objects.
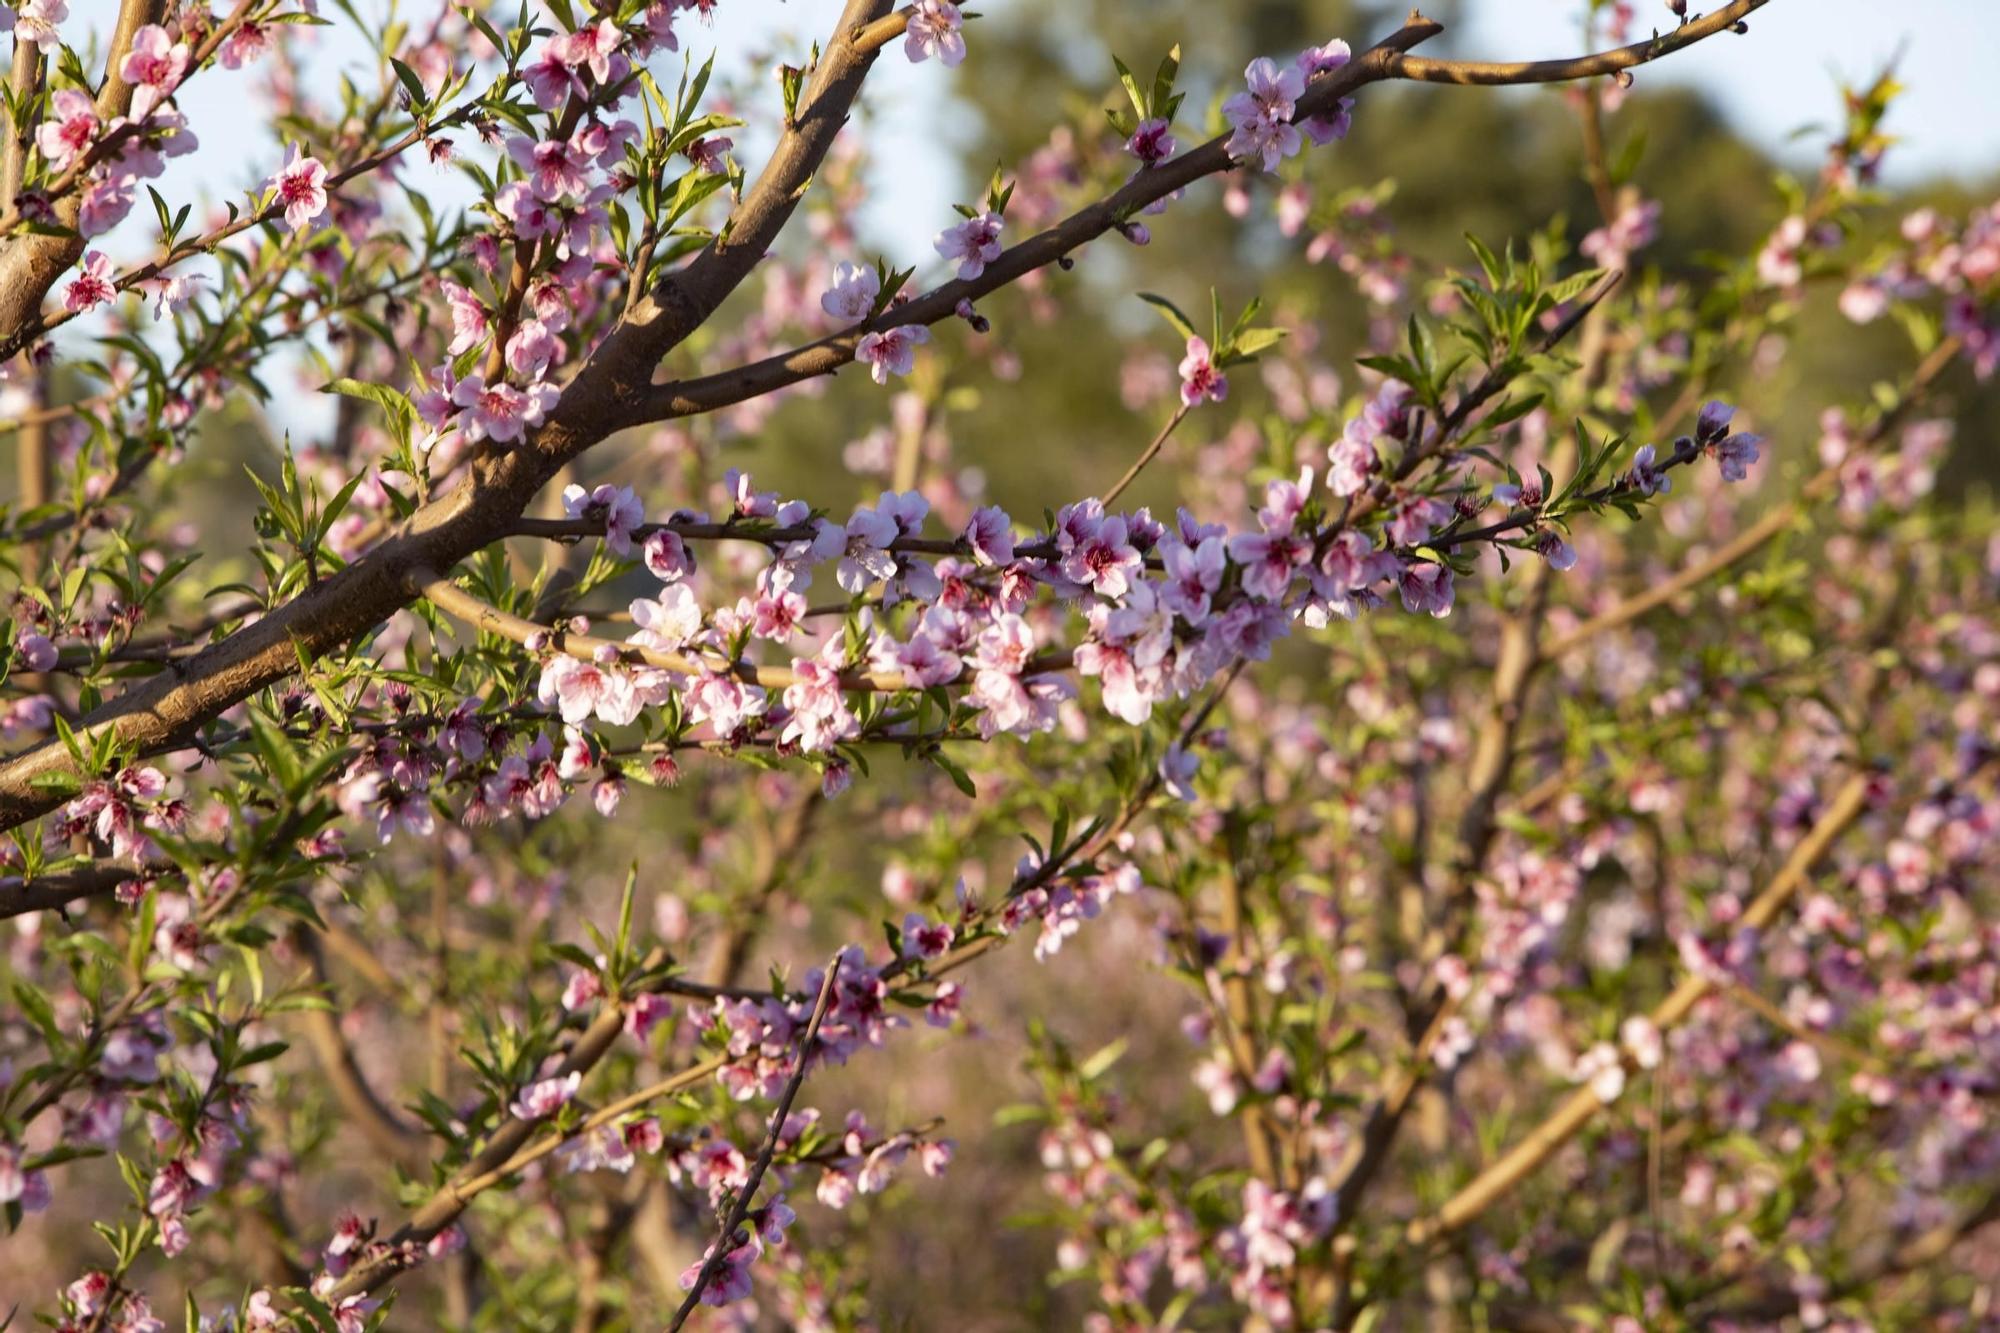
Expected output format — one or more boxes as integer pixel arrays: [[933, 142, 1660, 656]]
[[668, 953, 843, 1329], [1101, 403, 1192, 508]]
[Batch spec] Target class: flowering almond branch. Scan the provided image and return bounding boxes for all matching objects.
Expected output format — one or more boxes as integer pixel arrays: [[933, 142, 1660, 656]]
[[6, 0, 1999, 1326]]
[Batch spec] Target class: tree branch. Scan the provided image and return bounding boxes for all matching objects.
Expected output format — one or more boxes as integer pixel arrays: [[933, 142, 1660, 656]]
[[0, 0, 1775, 841], [667, 953, 841, 1329], [0, 0, 171, 341], [0, 864, 137, 920], [1384, 0, 1769, 87], [0, 0, 899, 834]]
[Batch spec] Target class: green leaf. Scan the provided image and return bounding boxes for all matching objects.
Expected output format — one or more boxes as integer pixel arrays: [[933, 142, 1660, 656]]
[[932, 752, 977, 798], [1545, 266, 1607, 309], [1111, 55, 1147, 120], [248, 710, 303, 794], [236, 1041, 290, 1069], [389, 57, 431, 112], [1137, 292, 1196, 341], [1484, 393, 1544, 428], [1078, 1037, 1128, 1080], [320, 377, 415, 424], [1464, 231, 1504, 287]]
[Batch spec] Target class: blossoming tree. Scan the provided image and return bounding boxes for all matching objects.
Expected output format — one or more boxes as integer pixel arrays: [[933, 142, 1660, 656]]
[[1, 0, 1997, 1326]]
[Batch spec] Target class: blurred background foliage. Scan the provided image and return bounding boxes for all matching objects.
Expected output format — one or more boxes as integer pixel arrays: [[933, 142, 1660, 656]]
[[640, 4, 1997, 1320]]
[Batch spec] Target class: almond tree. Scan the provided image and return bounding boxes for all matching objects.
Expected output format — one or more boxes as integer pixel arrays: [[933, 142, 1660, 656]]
[[2, 0, 1997, 1327]]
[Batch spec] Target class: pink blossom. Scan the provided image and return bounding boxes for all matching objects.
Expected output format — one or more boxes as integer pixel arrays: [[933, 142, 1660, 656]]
[[1228, 527, 1309, 604], [77, 174, 137, 237], [963, 504, 1015, 565], [679, 1233, 761, 1307], [565, 19, 626, 84], [562, 483, 644, 554], [0, 1143, 49, 1213], [35, 89, 98, 172], [1573, 1042, 1626, 1103], [1696, 400, 1762, 482], [625, 994, 671, 1043], [904, 0, 966, 66], [509, 1070, 581, 1120], [67, 1271, 112, 1317], [1059, 509, 1143, 600], [935, 210, 1003, 281], [1178, 336, 1227, 405], [495, 180, 557, 238], [628, 584, 702, 652], [901, 913, 956, 960], [885, 627, 961, 687], [926, 981, 963, 1028], [140, 272, 205, 318], [121, 24, 189, 115], [856, 323, 930, 384], [643, 528, 694, 582], [574, 117, 637, 167], [1296, 39, 1355, 144], [14, 0, 67, 52], [1624, 442, 1672, 496], [821, 260, 880, 322], [269, 146, 329, 233], [1838, 276, 1889, 323], [640, 2, 680, 55], [451, 373, 558, 444], [63, 250, 116, 313], [748, 578, 806, 639], [1326, 431, 1377, 498], [1160, 742, 1201, 801], [218, 20, 271, 68], [562, 968, 603, 1010], [1757, 213, 1809, 289], [505, 317, 564, 379], [780, 657, 858, 752], [831, 515, 895, 601], [1223, 57, 1305, 172], [508, 134, 592, 203], [1161, 533, 1226, 623], [1398, 561, 1455, 618], [1620, 1016, 1663, 1070], [16, 631, 57, 671], [1534, 529, 1578, 571], [685, 670, 768, 737], [1580, 195, 1661, 270], [537, 654, 641, 728], [1385, 494, 1450, 548], [441, 280, 488, 356], [1127, 117, 1176, 164], [523, 40, 585, 110], [685, 135, 732, 174]]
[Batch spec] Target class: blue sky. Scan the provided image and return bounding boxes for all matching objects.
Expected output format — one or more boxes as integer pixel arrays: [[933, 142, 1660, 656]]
[[1453, 0, 2000, 188]]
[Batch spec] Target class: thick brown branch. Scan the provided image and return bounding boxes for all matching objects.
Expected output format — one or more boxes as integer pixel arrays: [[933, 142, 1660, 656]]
[[0, 864, 136, 919], [0, 0, 171, 341]]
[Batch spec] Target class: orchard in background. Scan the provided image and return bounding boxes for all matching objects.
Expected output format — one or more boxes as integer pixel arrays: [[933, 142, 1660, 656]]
[[1, 0, 1998, 1327]]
